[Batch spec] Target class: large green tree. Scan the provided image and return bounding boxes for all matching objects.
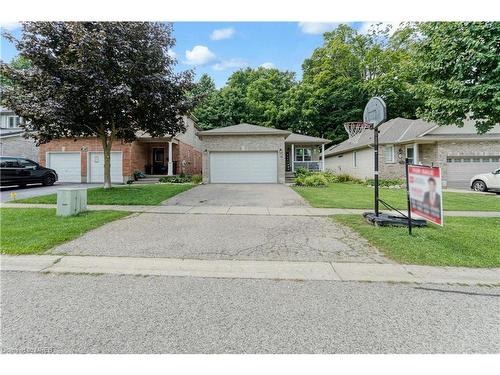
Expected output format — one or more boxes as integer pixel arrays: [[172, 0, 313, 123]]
[[1, 22, 194, 188], [414, 22, 500, 133], [193, 67, 296, 129], [287, 24, 420, 142]]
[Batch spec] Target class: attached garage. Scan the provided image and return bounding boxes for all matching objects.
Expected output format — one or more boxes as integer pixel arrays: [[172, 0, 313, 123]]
[[446, 155, 500, 188], [210, 152, 278, 183], [88, 151, 123, 183], [46, 152, 81, 182]]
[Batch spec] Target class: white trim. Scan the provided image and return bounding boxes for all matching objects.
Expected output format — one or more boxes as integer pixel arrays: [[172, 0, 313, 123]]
[[167, 141, 173, 176], [321, 144, 325, 171], [353, 151, 357, 167], [291, 144, 295, 172], [384, 144, 395, 163]]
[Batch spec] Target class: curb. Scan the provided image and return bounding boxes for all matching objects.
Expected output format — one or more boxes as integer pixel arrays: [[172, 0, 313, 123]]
[[2, 255, 499, 286]]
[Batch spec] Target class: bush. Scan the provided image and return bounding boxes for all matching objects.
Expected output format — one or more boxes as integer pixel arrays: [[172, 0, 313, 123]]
[[295, 174, 328, 187], [294, 167, 313, 178], [159, 175, 192, 183], [334, 173, 363, 184], [133, 170, 146, 181], [364, 178, 405, 188], [191, 174, 202, 184]]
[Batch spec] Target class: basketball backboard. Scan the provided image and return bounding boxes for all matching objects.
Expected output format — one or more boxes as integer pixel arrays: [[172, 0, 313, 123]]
[[363, 97, 387, 128]]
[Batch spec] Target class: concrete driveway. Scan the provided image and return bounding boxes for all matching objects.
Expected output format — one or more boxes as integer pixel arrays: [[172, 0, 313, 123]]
[[0, 183, 100, 202], [49, 213, 387, 263], [163, 184, 308, 207]]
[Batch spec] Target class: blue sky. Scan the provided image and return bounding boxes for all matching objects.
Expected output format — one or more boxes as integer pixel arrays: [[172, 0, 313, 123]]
[[1, 22, 372, 87]]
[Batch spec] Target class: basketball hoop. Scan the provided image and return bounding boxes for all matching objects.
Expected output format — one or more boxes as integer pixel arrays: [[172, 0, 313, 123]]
[[343, 122, 371, 138]]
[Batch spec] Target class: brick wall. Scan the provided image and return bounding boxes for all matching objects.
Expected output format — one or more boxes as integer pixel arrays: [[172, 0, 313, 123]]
[[175, 140, 202, 175], [39, 138, 134, 182]]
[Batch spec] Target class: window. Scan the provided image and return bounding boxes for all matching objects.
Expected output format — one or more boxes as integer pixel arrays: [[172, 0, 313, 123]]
[[353, 151, 357, 167], [18, 159, 38, 168], [406, 146, 415, 164], [295, 148, 312, 161], [0, 157, 19, 168], [7, 116, 23, 128], [384, 145, 395, 163]]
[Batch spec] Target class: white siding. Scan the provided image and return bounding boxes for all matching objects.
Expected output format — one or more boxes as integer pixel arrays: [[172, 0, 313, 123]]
[[325, 148, 374, 179]]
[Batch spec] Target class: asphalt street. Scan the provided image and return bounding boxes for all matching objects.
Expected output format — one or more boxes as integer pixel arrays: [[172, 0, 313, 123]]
[[1, 271, 498, 354]]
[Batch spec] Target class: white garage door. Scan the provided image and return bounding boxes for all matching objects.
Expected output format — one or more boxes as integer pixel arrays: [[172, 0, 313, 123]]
[[210, 152, 278, 183], [47, 152, 81, 182], [88, 152, 123, 183], [446, 156, 500, 188]]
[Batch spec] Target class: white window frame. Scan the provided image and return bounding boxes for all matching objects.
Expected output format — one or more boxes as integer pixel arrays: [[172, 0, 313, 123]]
[[295, 147, 312, 162], [406, 145, 418, 164], [7, 115, 23, 128], [353, 151, 357, 167], [384, 144, 395, 163]]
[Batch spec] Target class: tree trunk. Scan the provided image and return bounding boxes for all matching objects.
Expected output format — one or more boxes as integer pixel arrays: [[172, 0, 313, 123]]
[[100, 135, 113, 190]]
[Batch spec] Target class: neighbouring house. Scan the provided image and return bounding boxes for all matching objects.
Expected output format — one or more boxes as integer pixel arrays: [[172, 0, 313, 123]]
[[0, 106, 39, 161], [197, 123, 330, 184], [38, 116, 203, 183], [323, 118, 500, 189]]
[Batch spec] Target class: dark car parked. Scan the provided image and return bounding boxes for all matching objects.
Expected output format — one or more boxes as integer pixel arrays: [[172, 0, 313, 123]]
[[0, 156, 58, 187]]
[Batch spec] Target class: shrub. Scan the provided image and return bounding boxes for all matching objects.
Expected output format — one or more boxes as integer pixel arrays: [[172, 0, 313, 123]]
[[294, 167, 313, 178], [133, 170, 146, 181], [364, 178, 405, 188], [334, 173, 363, 183], [159, 175, 192, 183], [295, 174, 328, 187], [191, 174, 202, 184]]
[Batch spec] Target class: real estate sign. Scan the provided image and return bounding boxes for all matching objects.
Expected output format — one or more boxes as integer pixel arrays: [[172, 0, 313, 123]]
[[408, 165, 443, 225]]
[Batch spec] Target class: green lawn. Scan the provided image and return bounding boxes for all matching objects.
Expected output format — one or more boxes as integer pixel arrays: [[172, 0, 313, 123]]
[[293, 183, 500, 211], [334, 215, 500, 268], [1, 208, 130, 254], [13, 183, 194, 206]]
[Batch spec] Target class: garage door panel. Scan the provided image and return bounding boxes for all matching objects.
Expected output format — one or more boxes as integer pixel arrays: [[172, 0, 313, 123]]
[[89, 152, 123, 183], [210, 152, 277, 183], [447, 156, 500, 188], [47, 152, 81, 182]]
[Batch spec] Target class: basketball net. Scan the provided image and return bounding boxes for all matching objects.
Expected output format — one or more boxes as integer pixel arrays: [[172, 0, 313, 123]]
[[344, 122, 371, 138]]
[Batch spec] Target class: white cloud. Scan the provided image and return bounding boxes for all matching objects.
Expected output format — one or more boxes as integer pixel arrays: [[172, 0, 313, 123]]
[[298, 22, 339, 35], [212, 58, 248, 71], [184, 45, 216, 65], [357, 22, 401, 35], [260, 62, 275, 69], [167, 49, 177, 59], [0, 22, 21, 32], [210, 27, 235, 41]]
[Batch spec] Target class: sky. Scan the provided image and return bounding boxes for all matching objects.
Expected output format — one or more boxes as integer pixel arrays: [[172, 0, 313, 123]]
[[1, 22, 373, 87]]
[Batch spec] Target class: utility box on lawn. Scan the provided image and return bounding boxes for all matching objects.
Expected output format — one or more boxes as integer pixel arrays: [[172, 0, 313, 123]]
[[57, 188, 87, 217]]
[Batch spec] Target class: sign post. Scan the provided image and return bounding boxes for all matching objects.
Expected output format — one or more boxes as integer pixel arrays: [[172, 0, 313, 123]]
[[405, 158, 412, 235]]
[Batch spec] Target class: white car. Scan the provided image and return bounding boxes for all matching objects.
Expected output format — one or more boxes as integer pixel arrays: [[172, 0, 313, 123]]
[[470, 168, 500, 192]]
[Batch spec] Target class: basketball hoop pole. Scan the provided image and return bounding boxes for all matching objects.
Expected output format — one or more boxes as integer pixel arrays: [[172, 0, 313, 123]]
[[374, 126, 379, 217]]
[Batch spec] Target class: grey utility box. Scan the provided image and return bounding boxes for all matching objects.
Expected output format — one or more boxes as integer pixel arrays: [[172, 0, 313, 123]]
[[56, 188, 87, 217]]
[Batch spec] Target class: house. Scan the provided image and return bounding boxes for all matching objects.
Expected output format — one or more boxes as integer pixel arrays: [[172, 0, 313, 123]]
[[38, 116, 202, 183], [323, 117, 500, 188], [0, 106, 38, 161], [197, 123, 330, 183]]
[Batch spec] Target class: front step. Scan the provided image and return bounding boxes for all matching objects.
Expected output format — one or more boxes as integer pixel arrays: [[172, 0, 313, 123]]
[[134, 177, 160, 185], [285, 171, 295, 183]]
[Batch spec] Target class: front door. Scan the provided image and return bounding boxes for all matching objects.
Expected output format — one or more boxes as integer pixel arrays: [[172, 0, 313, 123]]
[[152, 148, 165, 174]]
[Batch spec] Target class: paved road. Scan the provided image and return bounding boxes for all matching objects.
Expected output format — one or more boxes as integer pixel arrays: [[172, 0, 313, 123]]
[[49, 213, 387, 263], [1, 271, 498, 353], [0, 183, 100, 202], [163, 184, 308, 207]]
